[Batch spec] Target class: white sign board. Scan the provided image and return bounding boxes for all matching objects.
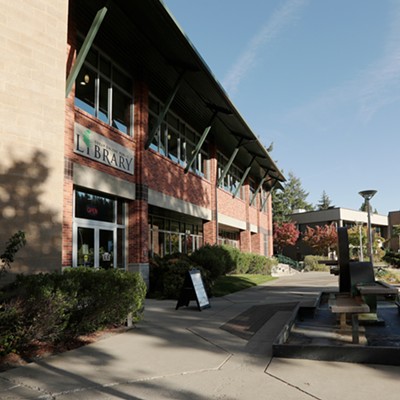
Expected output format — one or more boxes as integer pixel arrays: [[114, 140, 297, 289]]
[[74, 123, 134, 175]]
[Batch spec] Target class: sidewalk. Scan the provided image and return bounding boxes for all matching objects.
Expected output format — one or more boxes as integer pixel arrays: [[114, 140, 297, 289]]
[[1, 272, 400, 399]]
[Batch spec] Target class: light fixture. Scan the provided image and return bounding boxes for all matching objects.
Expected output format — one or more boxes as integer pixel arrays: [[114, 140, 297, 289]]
[[80, 74, 90, 86], [359, 190, 377, 201]]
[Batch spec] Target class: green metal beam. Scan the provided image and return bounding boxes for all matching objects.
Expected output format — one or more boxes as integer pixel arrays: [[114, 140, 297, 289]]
[[217, 138, 243, 187], [145, 71, 185, 149], [250, 171, 270, 206], [232, 156, 256, 199], [184, 111, 218, 173], [260, 178, 278, 211], [65, 6, 108, 97]]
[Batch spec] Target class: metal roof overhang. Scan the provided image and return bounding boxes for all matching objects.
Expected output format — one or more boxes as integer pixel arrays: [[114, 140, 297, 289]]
[[72, 0, 285, 187]]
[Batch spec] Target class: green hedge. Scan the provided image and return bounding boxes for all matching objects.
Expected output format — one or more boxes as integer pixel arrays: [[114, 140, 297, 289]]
[[149, 245, 277, 299], [0, 268, 146, 356], [303, 255, 329, 272]]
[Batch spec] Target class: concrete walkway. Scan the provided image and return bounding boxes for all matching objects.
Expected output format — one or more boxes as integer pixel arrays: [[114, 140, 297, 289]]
[[1, 272, 400, 399]]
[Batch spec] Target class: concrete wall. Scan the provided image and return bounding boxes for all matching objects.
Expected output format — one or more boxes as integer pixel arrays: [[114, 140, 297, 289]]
[[0, 0, 68, 282]]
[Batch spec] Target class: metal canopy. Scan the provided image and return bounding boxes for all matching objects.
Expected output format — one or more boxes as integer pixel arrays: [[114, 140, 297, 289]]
[[73, 0, 285, 184]]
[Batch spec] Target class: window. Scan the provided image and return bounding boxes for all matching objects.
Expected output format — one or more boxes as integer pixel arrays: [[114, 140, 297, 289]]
[[75, 42, 133, 135], [218, 230, 240, 248], [148, 95, 209, 178], [217, 152, 244, 199], [73, 189, 126, 269], [148, 215, 203, 257]]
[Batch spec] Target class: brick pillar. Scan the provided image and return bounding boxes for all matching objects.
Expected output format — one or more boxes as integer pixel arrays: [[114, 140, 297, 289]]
[[251, 233, 263, 255], [203, 143, 218, 245], [62, 22, 77, 268], [127, 81, 149, 286], [240, 228, 251, 253]]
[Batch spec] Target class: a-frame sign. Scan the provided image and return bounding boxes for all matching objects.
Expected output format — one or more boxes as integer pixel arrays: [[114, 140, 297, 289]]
[[176, 269, 210, 311]]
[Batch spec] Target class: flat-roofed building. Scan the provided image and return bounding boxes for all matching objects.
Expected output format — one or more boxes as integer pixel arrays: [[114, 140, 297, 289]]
[[0, 0, 284, 285]]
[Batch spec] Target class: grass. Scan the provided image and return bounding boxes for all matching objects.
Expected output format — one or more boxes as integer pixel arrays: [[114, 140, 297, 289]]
[[212, 274, 276, 297]]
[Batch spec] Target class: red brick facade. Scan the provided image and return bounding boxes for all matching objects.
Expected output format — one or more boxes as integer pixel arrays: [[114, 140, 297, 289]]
[[61, 1, 277, 274]]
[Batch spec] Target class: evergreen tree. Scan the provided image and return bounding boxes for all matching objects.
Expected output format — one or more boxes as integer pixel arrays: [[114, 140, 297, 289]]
[[317, 190, 333, 210], [359, 201, 378, 214], [272, 172, 313, 223]]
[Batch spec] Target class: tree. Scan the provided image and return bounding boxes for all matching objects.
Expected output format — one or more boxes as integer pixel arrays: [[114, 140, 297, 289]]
[[272, 172, 313, 223], [302, 224, 337, 256], [348, 224, 367, 259], [317, 190, 333, 210], [273, 222, 300, 253], [393, 225, 400, 251], [359, 201, 378, 214]]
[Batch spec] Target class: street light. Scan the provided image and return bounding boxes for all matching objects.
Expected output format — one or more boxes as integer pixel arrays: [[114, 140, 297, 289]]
[[359, 190, 377, 264]]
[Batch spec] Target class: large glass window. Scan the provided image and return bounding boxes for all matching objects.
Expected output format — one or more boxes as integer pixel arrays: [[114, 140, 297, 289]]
[[148, 95, 209, 178], [73, 189, 126, 269], [148, 215, 203, 257], [218, 230, 240, 248], [75, 41, 133, 135]]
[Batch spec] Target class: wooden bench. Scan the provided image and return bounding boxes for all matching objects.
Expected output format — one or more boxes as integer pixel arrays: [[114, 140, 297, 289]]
[[328, 294, 370, 344]]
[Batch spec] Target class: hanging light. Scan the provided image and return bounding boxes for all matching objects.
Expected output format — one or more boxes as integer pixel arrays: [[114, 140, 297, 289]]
[[80, 74, 90, 85]]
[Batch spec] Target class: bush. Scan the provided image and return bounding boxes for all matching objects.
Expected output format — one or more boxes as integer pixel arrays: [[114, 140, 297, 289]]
[[383, 251, 400, 268], [303, 255, 329, 272], [275, 254, 300, 270], [0, 268, 146, 356], [61, 268, 146, 334], [149, 253, 209, 299], [148, 246, 277, 299], [233, 251, 276, 275], [190, 244, 234, 283]]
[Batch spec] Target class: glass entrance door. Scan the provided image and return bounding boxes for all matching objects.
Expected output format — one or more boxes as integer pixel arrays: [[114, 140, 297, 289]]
[[75, 226, 117, 268], [77, 227, 95, 267], [99, 229, 114, 269]]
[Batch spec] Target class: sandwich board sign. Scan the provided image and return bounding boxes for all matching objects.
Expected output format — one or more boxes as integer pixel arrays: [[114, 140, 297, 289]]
[[176, 269, 210, 311]]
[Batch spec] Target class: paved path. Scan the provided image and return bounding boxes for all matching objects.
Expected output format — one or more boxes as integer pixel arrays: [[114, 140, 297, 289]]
[[1, 272, 400, 399]]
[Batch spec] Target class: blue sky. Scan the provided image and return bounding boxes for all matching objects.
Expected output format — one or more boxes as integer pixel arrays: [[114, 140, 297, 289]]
[[163, 0, 400, 215]]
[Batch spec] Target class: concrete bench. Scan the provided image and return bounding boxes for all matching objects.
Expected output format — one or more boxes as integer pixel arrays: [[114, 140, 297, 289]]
[[329, 294, 370, 344]]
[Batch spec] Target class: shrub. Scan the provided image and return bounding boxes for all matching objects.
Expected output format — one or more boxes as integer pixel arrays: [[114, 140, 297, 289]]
[[232, 251, 277, 275], [0, 268, 146, 356], [275, 254, 300, 270], [149, 254, 209, 299], [190, 244, 234, 283], [303, 255, 329, 272], [0, 299, 25, 355], [61, 268, 146, 334], [383, 251, 400, 268], [0, 230, 26, 279]]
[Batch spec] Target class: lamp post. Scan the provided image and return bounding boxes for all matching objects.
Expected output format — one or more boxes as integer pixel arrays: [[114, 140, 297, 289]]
[[359, 190, 377, 264]]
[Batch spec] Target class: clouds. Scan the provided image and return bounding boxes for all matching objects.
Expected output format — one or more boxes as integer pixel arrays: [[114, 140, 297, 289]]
[[222, 0, 309, 95], [358, 2, 400, 122]]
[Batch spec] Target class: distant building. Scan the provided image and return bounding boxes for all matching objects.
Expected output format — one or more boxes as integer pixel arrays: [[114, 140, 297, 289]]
[[285, 208, 388, 260], [388, 211, 400, 252]]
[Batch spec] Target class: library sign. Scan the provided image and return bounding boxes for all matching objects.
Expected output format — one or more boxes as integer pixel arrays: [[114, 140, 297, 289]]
[[74, 123, 134, 175]]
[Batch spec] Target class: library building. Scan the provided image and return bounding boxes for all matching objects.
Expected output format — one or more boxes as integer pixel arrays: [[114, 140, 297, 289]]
[[1, 0, 285, 285]]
